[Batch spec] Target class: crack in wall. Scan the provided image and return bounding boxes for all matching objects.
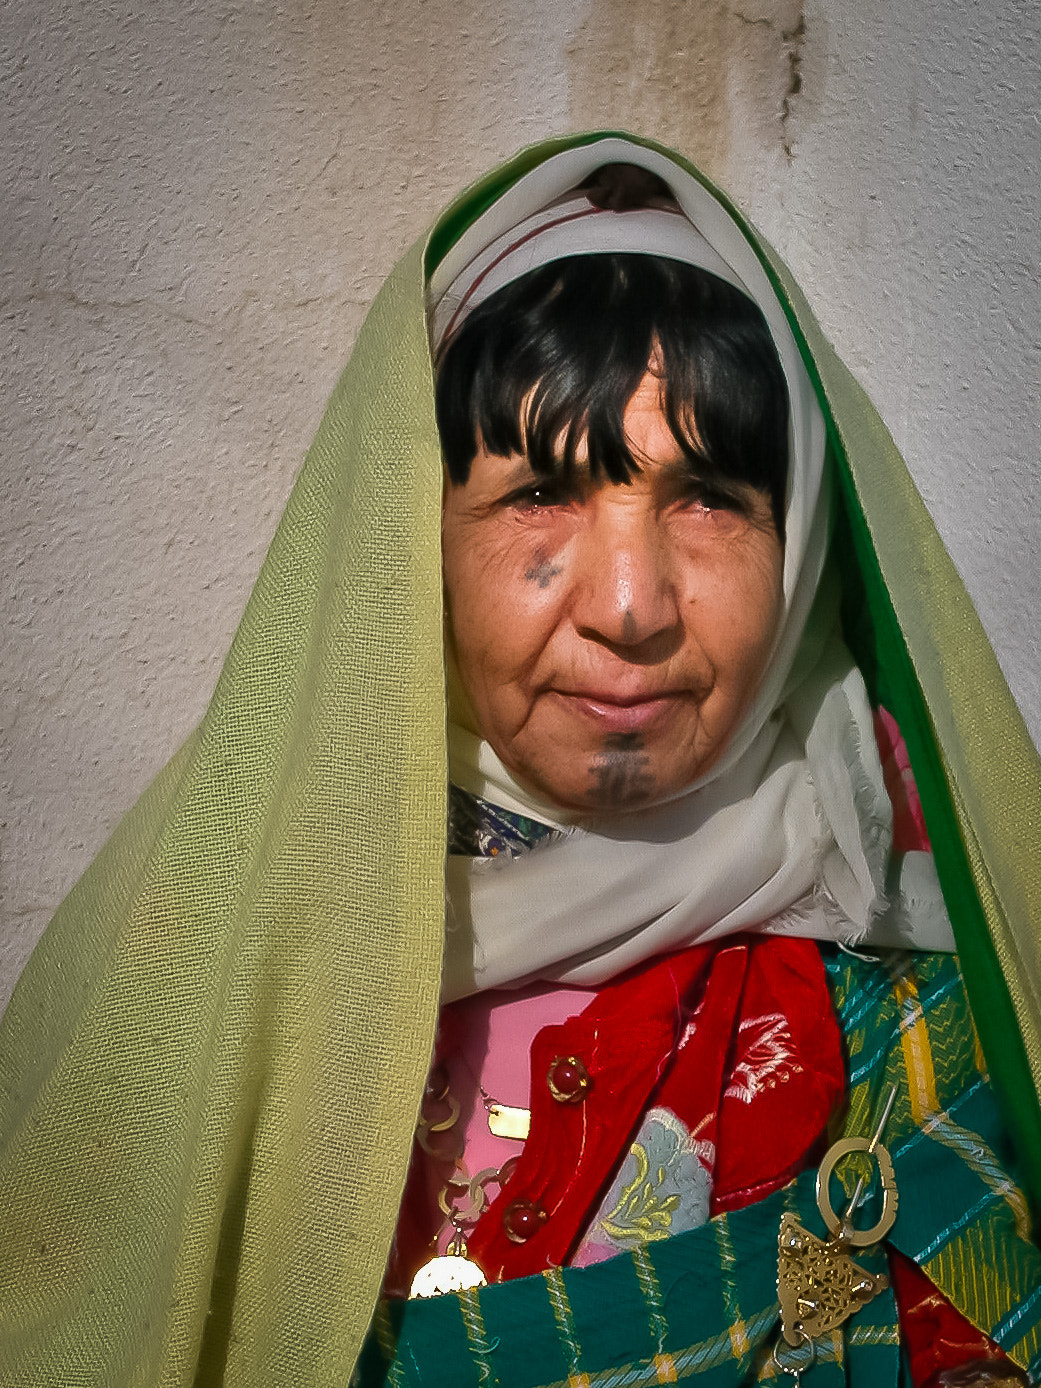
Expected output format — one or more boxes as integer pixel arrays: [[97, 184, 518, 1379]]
[[6, 284, 210, 328], [565, 0, 813, 180], [781, 8, 807, 162], [307, 128, 345, 191]]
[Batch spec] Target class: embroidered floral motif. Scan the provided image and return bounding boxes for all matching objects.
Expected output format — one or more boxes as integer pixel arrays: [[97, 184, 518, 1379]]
[[578, 1107, 713, 1263], [724, 1011, 803, 1102], [600, 1142, 679, 1240]]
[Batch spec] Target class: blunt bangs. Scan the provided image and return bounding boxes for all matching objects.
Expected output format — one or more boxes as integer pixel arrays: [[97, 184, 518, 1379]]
[[434, 254, 790, 537]]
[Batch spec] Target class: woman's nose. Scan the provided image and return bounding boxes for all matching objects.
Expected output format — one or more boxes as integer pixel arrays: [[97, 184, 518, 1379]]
[[571, 504, 681, 653]]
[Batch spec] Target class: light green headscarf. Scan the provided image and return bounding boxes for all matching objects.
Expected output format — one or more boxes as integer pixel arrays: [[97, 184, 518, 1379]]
[[1, 132, 1039, 1386]]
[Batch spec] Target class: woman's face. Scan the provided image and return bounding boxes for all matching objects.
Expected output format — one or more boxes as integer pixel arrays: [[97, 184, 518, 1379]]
[[442, 369, 785, 814]]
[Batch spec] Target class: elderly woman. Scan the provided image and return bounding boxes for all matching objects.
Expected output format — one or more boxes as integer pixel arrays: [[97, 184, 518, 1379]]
[[1, 134, 1040, 1388]]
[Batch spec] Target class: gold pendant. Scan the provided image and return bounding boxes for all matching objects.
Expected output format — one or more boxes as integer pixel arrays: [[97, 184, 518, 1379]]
[[774, 1091, 900, 1376], [778, 1121, 898, 1347], [409, 1252, 488, 1299], [777, 1211, 889, 1345], [486, 1101, 531, 1141]]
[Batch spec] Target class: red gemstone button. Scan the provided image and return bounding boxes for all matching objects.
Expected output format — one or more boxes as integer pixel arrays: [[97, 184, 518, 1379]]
[[546, 1054, 591, 1104], [502, 1198, 546, 1243]]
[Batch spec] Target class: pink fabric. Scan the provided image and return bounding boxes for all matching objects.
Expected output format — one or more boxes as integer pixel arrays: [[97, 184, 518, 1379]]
[[436, 983, 593, 1254], [874, 706, 930, 852]]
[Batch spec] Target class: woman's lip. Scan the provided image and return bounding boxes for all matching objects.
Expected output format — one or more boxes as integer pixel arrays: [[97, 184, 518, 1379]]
[[551, 690, 681, 732]]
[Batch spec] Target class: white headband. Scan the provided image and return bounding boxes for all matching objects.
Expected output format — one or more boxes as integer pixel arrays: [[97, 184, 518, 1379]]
[[429, 192, 753, 350]]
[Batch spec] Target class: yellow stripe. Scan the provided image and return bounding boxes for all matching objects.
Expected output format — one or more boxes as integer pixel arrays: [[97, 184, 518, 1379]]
[[457, 1286, 497, 1386], [892, 965, 939, 1122], [544, 1265, 584, 1374], [711, 1217, 749, 1358], [631, 1244, 668, 1354], [847, 1324, 901, 1347]]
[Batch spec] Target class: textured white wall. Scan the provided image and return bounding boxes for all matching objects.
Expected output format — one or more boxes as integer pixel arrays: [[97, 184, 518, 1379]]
[[3, 0, 1039, 1008]]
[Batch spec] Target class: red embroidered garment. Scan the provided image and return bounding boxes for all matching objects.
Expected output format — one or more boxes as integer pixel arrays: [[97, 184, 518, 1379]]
[[463, 936, 843, 1280]]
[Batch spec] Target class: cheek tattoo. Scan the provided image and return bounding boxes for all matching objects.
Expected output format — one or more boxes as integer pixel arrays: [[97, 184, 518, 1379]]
[[589, 733, 654, 808], [524, 547, 563, 589]]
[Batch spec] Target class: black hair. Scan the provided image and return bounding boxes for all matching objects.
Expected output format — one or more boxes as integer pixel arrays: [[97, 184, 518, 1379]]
[[435, 252, 790, 537]]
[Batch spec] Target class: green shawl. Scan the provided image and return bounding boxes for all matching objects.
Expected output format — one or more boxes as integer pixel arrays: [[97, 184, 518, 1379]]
[[1, 132, 1039, 1386]]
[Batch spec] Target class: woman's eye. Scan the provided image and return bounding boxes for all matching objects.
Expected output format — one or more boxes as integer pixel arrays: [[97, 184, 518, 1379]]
[[504, 481, 572, 511], [680, 486, 734, 515], [675, 474, 760, 519]]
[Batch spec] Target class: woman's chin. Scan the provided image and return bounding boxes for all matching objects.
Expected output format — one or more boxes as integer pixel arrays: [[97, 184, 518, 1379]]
[[507, 742, 708, 818]]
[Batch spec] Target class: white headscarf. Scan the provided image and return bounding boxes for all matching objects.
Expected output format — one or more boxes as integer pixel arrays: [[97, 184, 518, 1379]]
[[429, 137, 954, 1001]]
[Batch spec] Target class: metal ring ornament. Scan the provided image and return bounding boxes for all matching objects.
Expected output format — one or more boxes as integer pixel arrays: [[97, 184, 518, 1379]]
[[815, 1136, 898, 1246], [770, 1325, 815, 1382]]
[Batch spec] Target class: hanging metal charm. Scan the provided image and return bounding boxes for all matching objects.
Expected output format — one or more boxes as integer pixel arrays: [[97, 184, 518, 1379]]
[[777, 1210, 891, 1345], [409, 1245, 489, 1298], [410, 1160, 519, 1299], [776, 1086, 899, 1363], [485, 1099, 531, 1141]]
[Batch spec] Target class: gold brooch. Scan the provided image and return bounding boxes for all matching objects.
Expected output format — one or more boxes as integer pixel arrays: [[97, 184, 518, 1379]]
[[774, 1086, 898, 1382]]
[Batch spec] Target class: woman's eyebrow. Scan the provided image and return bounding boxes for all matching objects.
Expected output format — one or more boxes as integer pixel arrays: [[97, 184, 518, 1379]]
[[497, 456, 541, 488]]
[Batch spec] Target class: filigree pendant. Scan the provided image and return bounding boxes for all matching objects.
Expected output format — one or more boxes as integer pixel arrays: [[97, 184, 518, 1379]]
[[777, 1212, 889, 1346]]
